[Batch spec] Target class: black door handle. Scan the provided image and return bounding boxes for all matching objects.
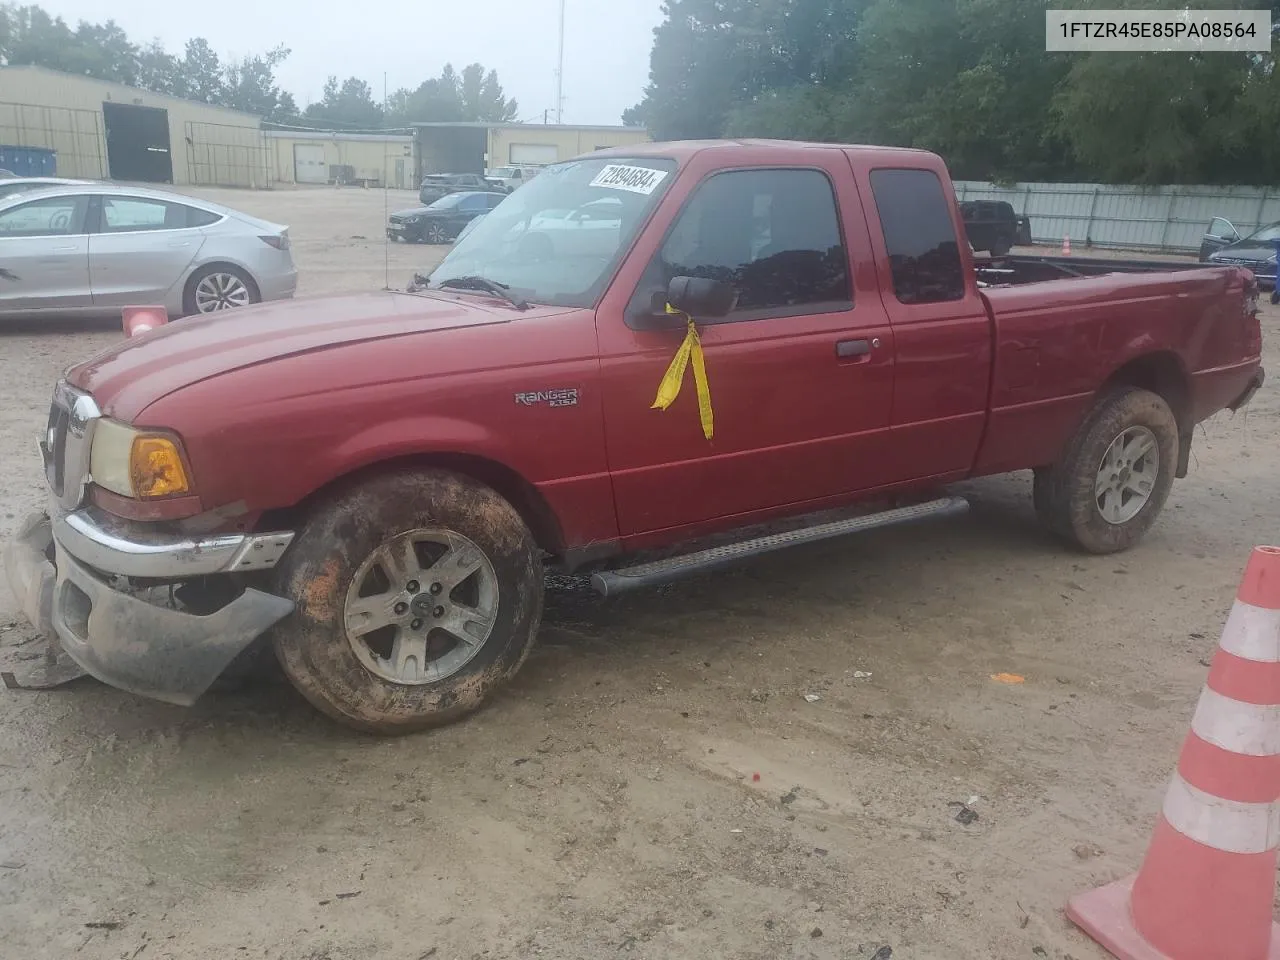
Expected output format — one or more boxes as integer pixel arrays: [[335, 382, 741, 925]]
[[836, 338, 871, 358]]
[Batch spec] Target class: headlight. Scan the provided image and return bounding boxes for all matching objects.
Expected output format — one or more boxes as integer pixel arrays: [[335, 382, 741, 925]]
[[90, 419, 191, 499]]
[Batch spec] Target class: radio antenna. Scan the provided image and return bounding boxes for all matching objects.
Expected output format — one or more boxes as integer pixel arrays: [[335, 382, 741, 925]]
[[555, 0, 566, 124], [383, 71, 391, 292]]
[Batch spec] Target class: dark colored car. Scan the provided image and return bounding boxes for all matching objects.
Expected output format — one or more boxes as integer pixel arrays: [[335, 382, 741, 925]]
[[959, 200, 1030, 256], [387, 191, 506, 244], [419, 173, 497, 206], [1200, 217, 1280, 288]]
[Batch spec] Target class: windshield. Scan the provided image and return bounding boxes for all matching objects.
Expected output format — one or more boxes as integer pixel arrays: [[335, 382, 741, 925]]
[[426, 156, 677, 308], [489, 167, 516, 177], [1245, 223, 1280, 242]]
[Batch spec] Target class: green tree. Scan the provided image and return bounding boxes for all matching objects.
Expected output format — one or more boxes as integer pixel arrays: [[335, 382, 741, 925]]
[[384, 63, 517, 125], [180, 38, 227, 104], [303, 75, 384, 128], [222, 45, 297, 121], [0, 4, 293, 120]]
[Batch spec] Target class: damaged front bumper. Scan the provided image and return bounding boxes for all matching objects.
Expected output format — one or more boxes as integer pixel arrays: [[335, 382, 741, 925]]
[[3, 507, 296, 705]]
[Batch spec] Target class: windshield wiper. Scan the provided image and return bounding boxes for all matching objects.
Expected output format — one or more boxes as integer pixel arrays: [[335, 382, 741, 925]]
[[435, 275, 528, 310]]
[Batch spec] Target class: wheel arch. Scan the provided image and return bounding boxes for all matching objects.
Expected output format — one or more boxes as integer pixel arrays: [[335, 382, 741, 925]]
[[182, 260, 262, 312], [258, 452, 566, 557], [1098, 351, 1193, 476]]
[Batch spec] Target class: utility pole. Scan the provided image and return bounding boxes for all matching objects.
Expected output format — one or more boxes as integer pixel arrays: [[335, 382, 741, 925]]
[[554, 0, 565, 124]]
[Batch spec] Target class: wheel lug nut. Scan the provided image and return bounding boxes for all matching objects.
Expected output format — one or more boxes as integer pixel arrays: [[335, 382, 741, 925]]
[[411, 618, 423, 630], [430, 582, 442, 595], [433, 606, 445, 618], [394, 601, 408, 615], [406, 580, 420, 593]]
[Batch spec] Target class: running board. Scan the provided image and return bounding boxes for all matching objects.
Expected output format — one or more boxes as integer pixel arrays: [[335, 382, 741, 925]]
[[590, 496, 969, 597]]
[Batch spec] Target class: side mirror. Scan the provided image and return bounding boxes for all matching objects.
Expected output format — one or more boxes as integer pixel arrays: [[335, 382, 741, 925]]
[[666, 275, 737, 319]]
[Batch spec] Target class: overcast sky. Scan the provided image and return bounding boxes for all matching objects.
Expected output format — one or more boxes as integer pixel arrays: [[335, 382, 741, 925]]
[[36, 0, 664, 125]]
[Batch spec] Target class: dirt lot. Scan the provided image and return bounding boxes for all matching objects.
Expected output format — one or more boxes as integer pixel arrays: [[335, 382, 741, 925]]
[[0, 186, 1276, 960]]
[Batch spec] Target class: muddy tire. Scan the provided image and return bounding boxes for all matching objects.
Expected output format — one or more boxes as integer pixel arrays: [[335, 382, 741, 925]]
[[272, 470, 544, 734], [1033, 387, 1178, 554]]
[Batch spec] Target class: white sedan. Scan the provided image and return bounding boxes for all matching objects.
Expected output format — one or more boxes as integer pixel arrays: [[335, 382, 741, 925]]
[[0, 183, 297, 319]]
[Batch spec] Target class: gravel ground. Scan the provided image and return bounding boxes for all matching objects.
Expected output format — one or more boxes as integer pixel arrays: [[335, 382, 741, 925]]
[[0, 186, 1276, 960]]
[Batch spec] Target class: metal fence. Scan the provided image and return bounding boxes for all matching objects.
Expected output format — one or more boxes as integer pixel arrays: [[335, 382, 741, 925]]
[[954, 180, 1280, 254], [0, 101, 105, 179], [184, 121, 272, 189]]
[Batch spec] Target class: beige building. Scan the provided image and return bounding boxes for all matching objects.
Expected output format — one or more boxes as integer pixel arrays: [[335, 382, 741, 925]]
[[0, 66, 651, 190], [0, 64, 268, 187], [266, 131, 415, 189], [413, 122, 649, 179]]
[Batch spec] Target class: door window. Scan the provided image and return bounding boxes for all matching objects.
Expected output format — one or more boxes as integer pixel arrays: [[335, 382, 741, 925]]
[[459, 194, 488, 213], [100, 196, 196, 233], [0, 195, 88, 236], [869, 169, 965, 304], [635, 168, 851, 322], [1207, 217, 1239, 241]]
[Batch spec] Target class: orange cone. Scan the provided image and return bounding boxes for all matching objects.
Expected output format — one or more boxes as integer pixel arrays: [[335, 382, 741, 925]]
[[1062, 234, 1072, 256], [122, 305, 168, 339], [1067, 545, 1280, 960]]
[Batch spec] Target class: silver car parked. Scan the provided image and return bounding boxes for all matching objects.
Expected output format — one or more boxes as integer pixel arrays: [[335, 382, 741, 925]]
[[0, 183, 297, 318]]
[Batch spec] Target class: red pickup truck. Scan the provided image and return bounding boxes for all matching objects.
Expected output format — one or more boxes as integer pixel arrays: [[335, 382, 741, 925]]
[[4, 141, 1265, 734]]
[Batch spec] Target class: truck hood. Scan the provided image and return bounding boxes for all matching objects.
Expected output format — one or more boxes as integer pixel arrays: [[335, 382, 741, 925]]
[[69, 291, 550, 422]]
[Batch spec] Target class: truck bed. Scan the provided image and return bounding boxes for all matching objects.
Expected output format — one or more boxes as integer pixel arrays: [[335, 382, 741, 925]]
[[974, 254, 1222, 287]]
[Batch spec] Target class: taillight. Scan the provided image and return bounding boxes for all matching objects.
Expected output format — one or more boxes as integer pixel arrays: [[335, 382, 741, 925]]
[[259, 231, 290, 251]]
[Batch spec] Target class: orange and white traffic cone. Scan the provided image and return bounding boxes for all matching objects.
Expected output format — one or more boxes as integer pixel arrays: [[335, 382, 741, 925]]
[[1067, 545, 1280, 960], [1062, 234, 1072, 256]]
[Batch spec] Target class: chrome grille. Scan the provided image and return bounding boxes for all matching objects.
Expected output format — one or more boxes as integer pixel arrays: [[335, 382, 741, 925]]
[[40, 381, 101, 510]]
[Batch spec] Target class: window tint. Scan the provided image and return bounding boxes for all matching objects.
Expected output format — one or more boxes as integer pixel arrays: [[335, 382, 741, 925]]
[[186, 206, 222, 227], [459, 194, 487, 212], [869, 169, 965, 304], [0, 195, 86, 237], [485, 194, 505, 210], [101, 197, 199, 232], [650, 168, 850, 317]]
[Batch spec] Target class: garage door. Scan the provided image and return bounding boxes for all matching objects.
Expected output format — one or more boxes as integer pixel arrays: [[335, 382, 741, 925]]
[[509, 143, 559, 166], [294, 144, 327, 184]]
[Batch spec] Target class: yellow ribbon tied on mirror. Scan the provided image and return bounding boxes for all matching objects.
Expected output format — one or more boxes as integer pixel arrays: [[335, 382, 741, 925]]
[[651, 303, 714, 440]]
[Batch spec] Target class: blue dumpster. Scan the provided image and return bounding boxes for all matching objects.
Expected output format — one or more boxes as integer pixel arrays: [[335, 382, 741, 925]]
[[0, 145, 56, 178]]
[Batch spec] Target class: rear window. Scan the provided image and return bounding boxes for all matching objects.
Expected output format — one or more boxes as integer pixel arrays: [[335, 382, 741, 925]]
[[870, 168, 965, 304]]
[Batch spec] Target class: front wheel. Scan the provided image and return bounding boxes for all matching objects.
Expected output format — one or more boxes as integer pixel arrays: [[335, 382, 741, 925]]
[[1033, 386, 1178, 554], [424, 222, 449, 244], [272, 470, 544, 734]]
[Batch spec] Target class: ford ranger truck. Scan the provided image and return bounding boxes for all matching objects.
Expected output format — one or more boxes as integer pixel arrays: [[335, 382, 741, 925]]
[[4, 141, 1265, 734]]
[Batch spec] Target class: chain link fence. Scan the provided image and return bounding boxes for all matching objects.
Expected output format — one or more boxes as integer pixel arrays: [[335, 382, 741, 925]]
[[0, 101, 106, 179], [184, 121, 272, 189]]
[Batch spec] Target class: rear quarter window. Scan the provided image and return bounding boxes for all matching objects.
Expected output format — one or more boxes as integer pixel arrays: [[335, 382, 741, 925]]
[[185, 206, 222, 228], [870, 168, 966, 304]]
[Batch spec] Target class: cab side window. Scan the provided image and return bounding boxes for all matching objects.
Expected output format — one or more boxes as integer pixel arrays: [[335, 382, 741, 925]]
[[633, 168, 851, 323], [869, 168, 965, 304]]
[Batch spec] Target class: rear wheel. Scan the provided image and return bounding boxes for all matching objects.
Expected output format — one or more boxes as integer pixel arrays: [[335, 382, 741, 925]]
[[1033, 387, 1178, 553], [272, 470, 544, 734], [184, 264, 259, 316]]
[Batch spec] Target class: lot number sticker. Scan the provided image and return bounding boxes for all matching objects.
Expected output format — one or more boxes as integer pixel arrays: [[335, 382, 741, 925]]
[[590, 164, 669, 195]]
